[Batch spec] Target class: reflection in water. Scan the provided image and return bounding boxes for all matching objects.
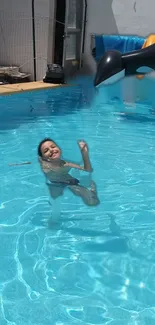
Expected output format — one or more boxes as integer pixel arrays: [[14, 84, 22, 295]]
[[47, 213, 155, 264], [128, 113, 155, 123], [117, 112, 155, 123]]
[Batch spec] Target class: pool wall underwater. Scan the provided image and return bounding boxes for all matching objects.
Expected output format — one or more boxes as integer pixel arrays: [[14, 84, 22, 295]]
[[100, 74, 155, 106]]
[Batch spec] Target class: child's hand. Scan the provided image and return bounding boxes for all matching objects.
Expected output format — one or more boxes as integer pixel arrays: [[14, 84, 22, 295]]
[[78, 140, 88, 153]]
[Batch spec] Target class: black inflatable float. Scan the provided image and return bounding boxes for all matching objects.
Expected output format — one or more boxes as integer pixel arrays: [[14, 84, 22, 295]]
[[94, 43, 155, 87]]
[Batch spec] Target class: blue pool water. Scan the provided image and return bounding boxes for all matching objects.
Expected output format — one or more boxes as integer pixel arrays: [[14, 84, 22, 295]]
[[0, 77, 155, 325]]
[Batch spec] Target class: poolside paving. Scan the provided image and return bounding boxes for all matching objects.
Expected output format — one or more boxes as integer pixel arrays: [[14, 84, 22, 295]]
[[0, 81, 62, 95]]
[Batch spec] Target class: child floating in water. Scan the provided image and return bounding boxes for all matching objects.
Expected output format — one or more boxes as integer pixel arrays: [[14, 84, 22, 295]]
[[38, 138, 100, 206]]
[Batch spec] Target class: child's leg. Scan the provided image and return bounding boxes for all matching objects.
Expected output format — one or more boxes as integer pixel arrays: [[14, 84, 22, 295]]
[[47, 184, 64, 225], [68, 181, 100, 206], [47, 184, 64, 199]]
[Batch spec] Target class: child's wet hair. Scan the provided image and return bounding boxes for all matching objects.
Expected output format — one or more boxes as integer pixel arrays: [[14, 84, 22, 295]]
[[38, 138, 55, 157]]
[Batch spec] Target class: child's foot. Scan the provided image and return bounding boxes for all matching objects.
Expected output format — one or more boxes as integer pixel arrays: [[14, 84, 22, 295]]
[[90, 181, 100, 205]]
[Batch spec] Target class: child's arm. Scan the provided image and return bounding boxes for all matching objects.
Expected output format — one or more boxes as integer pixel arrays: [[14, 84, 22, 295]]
[[78, 140, 93, 172], [64, 140, 93, 172]]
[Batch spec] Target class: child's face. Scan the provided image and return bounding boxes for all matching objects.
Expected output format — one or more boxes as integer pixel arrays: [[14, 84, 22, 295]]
[[41, 141, 61, 160]]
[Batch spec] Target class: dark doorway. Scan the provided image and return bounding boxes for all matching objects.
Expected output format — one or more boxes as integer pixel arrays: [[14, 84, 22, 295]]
[[54, 0, 66, 65]]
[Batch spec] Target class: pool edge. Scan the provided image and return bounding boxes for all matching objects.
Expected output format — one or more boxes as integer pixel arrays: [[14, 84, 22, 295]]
[[0, 81, 73, 96]]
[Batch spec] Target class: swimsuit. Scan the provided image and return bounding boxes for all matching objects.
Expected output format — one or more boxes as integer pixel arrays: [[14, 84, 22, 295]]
[[46, 177, 79, 187]]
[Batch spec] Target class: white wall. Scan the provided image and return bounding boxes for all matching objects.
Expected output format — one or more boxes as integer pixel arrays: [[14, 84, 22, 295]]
[[84, 0, 155, 73], [0, 0, 56, 80], [112, 0, 155, 36]]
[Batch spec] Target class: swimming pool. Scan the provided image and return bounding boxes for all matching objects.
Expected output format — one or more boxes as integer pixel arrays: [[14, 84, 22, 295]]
[[0, 77, 155, 325]]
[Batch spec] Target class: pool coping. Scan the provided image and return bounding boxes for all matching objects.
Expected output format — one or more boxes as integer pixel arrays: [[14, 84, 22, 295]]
[[0, 81, 69, 95]]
